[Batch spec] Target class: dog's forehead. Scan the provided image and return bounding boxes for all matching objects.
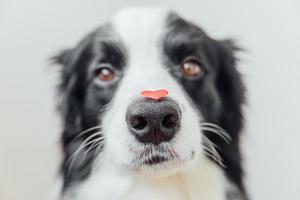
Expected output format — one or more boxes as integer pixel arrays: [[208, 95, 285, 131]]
[[110, 7, 171, 49]]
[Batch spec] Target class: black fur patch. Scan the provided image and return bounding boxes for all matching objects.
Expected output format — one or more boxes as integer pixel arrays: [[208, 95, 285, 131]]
[[164, 13, 247, 199], [53, 26, 126, 189]]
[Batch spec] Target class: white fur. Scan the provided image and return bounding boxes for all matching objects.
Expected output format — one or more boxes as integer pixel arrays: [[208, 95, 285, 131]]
[[64, 156, 226, 200], [63, 7, 227, 200]]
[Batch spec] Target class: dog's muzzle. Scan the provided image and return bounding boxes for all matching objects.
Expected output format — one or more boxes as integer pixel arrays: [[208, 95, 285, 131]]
[[126, 98, 181, 145]]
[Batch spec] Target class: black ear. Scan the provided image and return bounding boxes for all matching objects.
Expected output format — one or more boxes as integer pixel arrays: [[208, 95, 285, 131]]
[[53, 48, 86, 160], [52, 46, 97, 188], [214, 39, 247, 192], [52, 49, 76, 85], [52, 49, 84, 189], [215, 39, 245, 138], [52, 49, 72, 66], [52, 48, 85, 143]]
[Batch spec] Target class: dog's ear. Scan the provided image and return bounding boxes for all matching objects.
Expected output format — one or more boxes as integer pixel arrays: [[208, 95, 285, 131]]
[[215, 39, 245, 139], [53, 47, 97, 187], [214, 40, 247, 192], [52, 48, 84, 146], [52, 49, 72, 66], [52, 49, 77, 81]]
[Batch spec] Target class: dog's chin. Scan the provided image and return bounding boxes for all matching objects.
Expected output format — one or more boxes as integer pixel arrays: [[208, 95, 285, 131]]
[[116, 141, 199, 178], [129, 158, 188, 178], [127, 150, 197, 178]]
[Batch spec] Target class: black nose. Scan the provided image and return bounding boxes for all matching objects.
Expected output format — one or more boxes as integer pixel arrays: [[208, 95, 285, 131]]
[[126, 98, 181, 145]]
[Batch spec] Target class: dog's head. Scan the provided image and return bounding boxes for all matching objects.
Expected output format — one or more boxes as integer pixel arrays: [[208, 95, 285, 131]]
[[54, 7, 245, 189]]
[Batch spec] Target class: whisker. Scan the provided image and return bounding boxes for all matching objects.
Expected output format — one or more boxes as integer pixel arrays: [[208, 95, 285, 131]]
[[73, 125, 102, 140], [68, 137, 102, 166], [92, 152, 105, 172], [201, 127, 231, 143], [202, 151, 225, 168], [66, 131, 104, 173], [98, 102, 113, 113], [90, 140, 106, 172], [202, 139, 219, 159], [202, 146, 225, 167], [200, 122, 231, 143], [81, 138, 104, 161], [78, 131, 103, 148], [200, 122, 231, 138], [82, 138, 104, 160], [201, 135, 226, 168]]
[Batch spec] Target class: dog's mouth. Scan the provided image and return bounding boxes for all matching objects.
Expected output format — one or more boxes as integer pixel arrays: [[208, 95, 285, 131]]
[[124, 143, 198, 177], [143, 155, 169, 165], [129, 143, 182, 168]]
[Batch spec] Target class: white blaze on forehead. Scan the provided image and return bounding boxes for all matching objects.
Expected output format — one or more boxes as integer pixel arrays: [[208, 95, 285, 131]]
[[111, 7, 170, 50], [110, 7, 177, 94]]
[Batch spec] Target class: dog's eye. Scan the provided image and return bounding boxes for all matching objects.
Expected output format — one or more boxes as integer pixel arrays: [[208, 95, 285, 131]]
[[181, 58, 203, 78], [96, 65, 116, 82]]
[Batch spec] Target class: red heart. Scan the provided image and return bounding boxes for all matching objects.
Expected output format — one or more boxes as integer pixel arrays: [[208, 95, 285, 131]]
[[141, 89, 169, 100]]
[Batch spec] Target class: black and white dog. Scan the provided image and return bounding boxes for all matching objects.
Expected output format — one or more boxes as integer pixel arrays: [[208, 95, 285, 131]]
[[53, 7, 248, 200]]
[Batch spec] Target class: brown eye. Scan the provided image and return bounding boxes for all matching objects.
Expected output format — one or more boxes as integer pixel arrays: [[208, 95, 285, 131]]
[[181, 59, 202, 78], [97, 66, 115, 82]]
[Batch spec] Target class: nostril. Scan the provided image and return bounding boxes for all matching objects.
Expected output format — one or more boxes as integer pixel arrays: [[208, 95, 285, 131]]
[[162, 114, 178, 129], [129, 116, 147, 130], [127, 98, 181, 145]]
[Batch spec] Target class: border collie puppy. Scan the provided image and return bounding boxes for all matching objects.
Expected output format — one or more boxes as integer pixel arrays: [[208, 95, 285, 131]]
[[53, 7, 248, 200]]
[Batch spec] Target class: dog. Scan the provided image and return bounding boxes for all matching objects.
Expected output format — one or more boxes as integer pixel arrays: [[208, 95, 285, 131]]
[[53, 7, 248, 200]]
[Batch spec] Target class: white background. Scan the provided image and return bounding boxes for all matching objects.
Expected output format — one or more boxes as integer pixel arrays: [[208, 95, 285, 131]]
[[0, 0, 299, 200]]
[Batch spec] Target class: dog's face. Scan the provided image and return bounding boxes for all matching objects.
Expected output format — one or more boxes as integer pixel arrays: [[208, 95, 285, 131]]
[[55, 8, 245, 190]]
